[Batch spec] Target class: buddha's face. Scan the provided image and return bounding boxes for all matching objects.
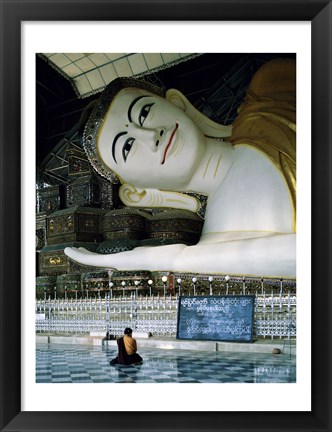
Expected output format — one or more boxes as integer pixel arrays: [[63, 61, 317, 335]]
[[97, 88, 206, 189]]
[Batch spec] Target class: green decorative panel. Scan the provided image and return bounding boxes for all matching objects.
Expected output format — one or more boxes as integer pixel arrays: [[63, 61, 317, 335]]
[[47, 206, 106, 245], [36, 275, 57, 299]]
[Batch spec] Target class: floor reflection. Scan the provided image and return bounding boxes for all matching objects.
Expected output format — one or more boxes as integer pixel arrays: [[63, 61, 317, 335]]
[[36, 344, 296, 383]]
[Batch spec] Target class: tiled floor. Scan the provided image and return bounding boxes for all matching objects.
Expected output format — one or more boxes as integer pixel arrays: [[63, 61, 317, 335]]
[[36, 343, 296, 383]]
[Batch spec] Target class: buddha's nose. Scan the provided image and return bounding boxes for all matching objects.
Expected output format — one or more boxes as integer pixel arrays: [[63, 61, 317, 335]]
[[135, 127, 164, 152]]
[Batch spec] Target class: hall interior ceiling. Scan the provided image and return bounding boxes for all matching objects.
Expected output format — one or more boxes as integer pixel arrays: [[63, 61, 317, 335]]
[[37, 52, 295, 187], [39, 53, 201, 98]]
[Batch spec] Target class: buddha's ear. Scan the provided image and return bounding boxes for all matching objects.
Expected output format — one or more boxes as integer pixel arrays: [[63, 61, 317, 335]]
[[119, 184, 201, 213], [165, 89, 187, 111], [119, 184, 146, 204], [166, 88, 232, 138]]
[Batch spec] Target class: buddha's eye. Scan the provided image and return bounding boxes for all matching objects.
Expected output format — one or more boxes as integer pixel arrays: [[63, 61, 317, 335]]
[[122, 137, 135, 162], [139, 103, 154, 126]]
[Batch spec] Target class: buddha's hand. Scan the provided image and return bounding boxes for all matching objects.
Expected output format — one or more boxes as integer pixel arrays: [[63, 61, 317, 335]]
[[64, 244, 186, 271], [64, 247, 115, 268]]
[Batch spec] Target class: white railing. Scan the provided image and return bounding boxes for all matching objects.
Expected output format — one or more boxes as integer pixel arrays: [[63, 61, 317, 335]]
[[35, 292, 296, 340]]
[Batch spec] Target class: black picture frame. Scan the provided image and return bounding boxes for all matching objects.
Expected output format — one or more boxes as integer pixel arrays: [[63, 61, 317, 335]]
[[1, 1, 331, 431]]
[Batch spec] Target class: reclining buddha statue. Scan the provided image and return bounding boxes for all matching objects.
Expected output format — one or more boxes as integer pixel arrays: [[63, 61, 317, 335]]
[[65, 58, 296, 278]]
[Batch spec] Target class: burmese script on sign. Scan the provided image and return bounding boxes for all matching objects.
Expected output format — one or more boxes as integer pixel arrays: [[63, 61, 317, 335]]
[[177, 295, 255, 342]]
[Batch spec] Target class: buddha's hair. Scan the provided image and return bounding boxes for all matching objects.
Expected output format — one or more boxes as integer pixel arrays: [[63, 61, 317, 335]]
[[82, 77, 166, 183]]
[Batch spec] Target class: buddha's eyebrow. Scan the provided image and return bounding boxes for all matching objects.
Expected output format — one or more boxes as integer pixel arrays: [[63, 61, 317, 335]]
[[112, 131, 127, 163], [128, 95, 149, 123]]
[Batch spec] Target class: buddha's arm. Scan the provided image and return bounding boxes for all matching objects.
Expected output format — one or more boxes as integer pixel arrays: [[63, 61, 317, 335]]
[[64, 232, 295, 277]]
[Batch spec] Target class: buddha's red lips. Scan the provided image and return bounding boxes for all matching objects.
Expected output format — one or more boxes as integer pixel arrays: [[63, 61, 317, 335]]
[[161, 123, 178, 164]]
